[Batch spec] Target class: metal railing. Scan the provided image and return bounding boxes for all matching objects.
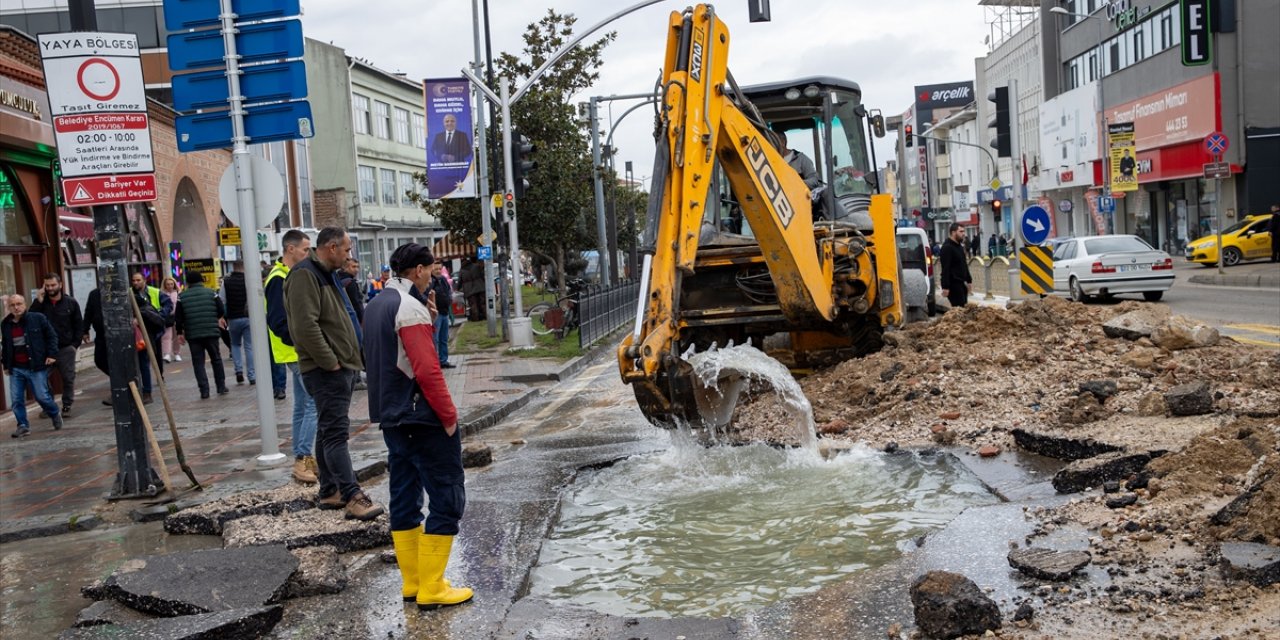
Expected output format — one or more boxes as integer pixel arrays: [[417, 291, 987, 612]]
[[577, 279, 641, 348], [931, 255, 1024, 302]]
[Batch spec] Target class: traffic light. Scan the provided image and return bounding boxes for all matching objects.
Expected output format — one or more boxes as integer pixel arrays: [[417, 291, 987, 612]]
[[504, 191, 515, 221], [510, 131, 536, 199], [904, 123, 913, 147], [987, 86, 1011, 158], [992, 199, 1003, 222]]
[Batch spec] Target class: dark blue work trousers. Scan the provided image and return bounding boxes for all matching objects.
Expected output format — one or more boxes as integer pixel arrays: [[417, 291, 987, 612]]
[[381, 423, 465, 534]]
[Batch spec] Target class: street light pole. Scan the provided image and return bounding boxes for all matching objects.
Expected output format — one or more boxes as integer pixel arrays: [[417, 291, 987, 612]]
[[471, 0, 498, 337]]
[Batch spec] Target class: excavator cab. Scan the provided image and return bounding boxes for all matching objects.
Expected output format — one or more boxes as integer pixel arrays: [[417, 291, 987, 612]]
[[703, 77, 880, 243], [619, 5, 901, 429]]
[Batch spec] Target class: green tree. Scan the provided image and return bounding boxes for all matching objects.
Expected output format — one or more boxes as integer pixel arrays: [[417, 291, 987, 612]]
[[412, 9, 615, 293]]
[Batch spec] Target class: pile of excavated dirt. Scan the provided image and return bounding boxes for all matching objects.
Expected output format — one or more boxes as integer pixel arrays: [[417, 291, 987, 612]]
[[732, 296, 1280, 453], [727, 297, 1280, 639]]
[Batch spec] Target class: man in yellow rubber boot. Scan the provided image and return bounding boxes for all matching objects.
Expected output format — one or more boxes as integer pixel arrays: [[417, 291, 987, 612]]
[[362, 243, 472, 610]]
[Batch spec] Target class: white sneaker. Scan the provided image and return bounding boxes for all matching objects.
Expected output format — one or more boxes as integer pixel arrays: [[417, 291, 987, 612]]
[[175, 355, 183, 362], [163, 354, 172, 362]]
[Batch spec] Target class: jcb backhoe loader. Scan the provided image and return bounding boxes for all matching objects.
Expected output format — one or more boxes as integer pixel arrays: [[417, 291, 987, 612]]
[[617, 4, 903, 428]]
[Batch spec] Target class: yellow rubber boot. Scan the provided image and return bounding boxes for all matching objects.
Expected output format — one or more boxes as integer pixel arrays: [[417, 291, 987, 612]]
[[390, 529, 419, 602], [416, 533, 473, 610]]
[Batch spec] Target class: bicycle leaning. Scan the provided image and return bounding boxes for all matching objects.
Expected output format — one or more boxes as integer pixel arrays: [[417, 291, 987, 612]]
[[526, 278, 586, 339]]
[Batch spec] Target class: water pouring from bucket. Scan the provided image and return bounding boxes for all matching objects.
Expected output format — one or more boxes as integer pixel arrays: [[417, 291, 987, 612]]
[[681, 343, 818, 451]]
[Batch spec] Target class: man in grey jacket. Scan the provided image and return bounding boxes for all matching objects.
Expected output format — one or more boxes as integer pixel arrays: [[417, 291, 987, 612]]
[[283, 227, 383, 521]]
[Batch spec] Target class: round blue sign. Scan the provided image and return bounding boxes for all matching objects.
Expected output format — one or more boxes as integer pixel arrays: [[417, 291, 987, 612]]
[[1020, 205, 1052, 245]]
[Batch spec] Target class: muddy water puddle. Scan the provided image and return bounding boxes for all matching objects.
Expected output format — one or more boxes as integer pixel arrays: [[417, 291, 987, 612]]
[[528, 444, 999, 618]]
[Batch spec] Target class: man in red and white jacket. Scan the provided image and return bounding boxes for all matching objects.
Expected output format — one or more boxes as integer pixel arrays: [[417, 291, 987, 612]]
[[362, 243, 472, 611]]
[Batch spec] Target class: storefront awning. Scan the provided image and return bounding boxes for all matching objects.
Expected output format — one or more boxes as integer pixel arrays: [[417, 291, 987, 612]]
[[58, 211, 95, 242], [432, 232, 476, 261]]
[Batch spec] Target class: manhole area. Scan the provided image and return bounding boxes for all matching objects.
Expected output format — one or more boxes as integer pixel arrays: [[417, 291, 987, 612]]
[[528, 444, 999, 618]]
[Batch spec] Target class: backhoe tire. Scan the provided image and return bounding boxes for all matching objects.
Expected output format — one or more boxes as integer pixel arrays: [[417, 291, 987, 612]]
[[849, 317, 885, 357]]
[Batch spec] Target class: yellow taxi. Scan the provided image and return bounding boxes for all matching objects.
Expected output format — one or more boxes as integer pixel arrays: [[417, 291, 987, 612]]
[[1185, 214, 1275, 266]]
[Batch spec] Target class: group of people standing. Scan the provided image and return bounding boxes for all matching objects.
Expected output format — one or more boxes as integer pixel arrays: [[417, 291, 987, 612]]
[[4, 226, 473, 609]]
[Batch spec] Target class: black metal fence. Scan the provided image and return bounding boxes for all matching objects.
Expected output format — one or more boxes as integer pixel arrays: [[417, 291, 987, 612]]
[[577, 279, 641, 348]]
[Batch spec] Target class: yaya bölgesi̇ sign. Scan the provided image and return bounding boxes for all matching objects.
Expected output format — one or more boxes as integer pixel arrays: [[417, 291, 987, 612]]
[[38, 32, 157, 205]]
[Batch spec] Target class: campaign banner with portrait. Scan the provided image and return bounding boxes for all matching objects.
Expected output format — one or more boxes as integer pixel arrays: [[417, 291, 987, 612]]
[[424, 77, 476, 199], [1108, 122, 1138, 192]]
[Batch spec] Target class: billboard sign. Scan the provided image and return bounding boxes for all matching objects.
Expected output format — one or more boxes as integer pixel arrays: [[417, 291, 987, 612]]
[[424, 78, 476, 199], [1108, 123, 1138, 193]]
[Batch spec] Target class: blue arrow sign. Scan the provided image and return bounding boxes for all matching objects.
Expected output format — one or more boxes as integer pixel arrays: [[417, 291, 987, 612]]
[[176, 100, 314, 152], [163, 0, 301, 31], [167, 19, 304, 71], [172, 60, 308, 112], [1020, 204, 1052, 245]]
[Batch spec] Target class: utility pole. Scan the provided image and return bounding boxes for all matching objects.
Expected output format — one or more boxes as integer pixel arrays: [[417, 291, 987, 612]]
[[471, 0, 498, 336], [1009, 77, 1023, 254], [219, 0, 284, 467], [67, 0, 160, 499], [588, 98, 610, 284]]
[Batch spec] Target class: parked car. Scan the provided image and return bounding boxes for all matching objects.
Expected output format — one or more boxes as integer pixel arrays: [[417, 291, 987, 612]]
[[1051, 235, 1175, 302], [1184, 214, 1275, 266], [896, 227, 937, 319]]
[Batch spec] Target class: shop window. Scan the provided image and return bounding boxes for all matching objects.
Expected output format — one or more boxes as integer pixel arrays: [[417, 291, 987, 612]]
[[0, 164, 37, 246]]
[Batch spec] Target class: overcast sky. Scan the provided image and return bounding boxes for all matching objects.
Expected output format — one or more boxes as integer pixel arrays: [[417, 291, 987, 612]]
[[302, 0, 992, 188]]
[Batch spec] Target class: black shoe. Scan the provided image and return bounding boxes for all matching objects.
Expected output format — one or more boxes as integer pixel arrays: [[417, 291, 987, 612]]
[[274, 389, 286, 400], [62, 406, 72, 417], [102, 399, 113, 407], [236, 372, 245, 385], [217, 387, 230, 395], [200, 390, 210, 400], [249, 378, 256, 386], [12, 428, 29, 438], [52, 413, 64, 430], [440, 362, 457, 369], [142, 393, 153, 405]]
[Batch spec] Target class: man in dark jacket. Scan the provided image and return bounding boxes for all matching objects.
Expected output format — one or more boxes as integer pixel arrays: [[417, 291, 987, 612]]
[[81, 288, 108, 378], [459, 258, 486, 321], [939, 223, 972, 309], [221, 262, 254, 385], [429, 262, 455, 368], [31, 273, 82, 416], [363, 243, 469, 610], [339, 257, 365, 325], [283, 226, 383, 521], [3, 294, 63, 436], [176, 270, 228, 399]]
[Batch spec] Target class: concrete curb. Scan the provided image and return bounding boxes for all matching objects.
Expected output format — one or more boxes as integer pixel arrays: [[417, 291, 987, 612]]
[[1188, 273, 1280, 288], [0, 513, 103, 544]]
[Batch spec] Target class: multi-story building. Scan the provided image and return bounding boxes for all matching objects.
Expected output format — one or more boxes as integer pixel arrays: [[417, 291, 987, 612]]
[[305, 39, 444, 273], [1041, 0, 1279, 253]]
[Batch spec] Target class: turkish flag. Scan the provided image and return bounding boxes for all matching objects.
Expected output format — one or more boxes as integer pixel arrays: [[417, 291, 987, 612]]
[[1021, 154, 1029, 186]]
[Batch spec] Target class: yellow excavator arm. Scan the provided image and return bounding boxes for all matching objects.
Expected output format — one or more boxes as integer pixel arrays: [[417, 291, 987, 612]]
[[619, 4, 901, 427]]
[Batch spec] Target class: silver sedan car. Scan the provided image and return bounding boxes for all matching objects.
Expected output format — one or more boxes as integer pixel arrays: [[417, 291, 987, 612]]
[[1050, 235, 1175, 302]]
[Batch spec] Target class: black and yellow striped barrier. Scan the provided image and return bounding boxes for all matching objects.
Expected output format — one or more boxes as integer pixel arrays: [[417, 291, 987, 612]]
[[1019, 246, 1053, 295]]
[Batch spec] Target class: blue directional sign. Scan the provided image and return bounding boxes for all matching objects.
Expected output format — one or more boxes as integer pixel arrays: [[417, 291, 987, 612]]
[[164, 0, 301, 31], [172, 61, 307, 112], [1020, 204, 1052, 245], [477, 246, 492, 261], [176, 100, 313, 152], [167, 19, 304, 71]]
